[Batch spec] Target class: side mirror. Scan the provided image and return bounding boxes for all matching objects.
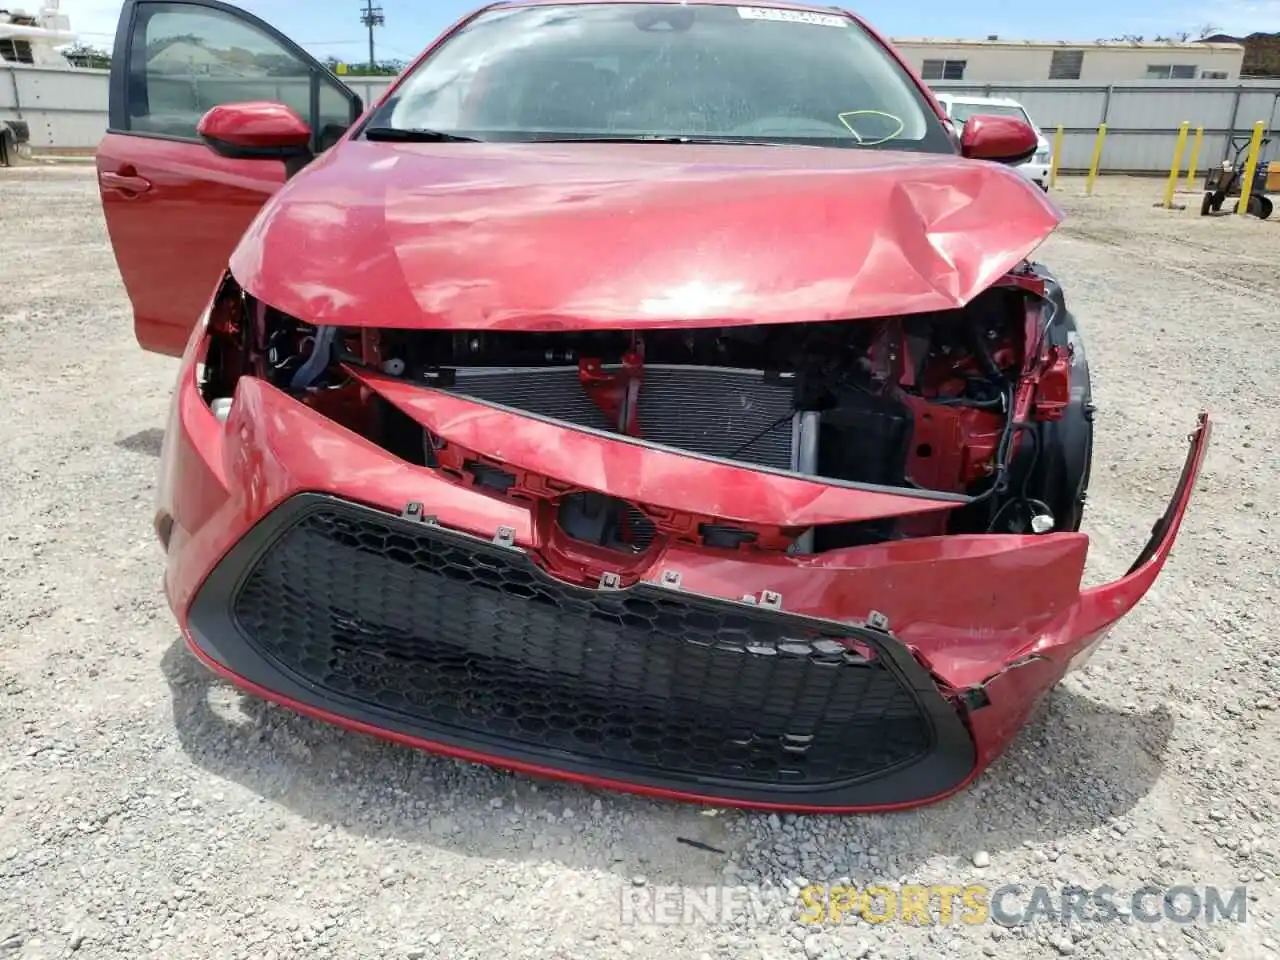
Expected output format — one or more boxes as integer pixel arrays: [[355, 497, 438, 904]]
[[960, 114, 1038, 164], [197, 102, 313, 162]]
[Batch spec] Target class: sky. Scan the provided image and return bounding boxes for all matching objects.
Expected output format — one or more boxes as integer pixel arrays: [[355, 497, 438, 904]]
[[56, 0, 1280, 61]]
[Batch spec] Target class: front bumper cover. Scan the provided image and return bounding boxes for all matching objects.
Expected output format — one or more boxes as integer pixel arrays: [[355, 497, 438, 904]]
[[158, 340, 1210, 811], [189, 492, 979, 808]]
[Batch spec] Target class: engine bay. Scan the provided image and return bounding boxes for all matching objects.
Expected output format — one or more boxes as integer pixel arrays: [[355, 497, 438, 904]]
[[199, 270, 1092, 558]]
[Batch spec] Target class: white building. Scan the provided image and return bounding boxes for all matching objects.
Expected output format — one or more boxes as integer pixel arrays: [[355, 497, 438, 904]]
[[889, 37, 1246, 83]]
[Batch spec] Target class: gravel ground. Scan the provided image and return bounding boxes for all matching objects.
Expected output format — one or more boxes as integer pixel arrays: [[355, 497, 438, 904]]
[[2, 167, 1278, 960]]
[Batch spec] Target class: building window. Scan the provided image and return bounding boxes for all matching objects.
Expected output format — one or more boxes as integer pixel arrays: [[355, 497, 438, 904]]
[[1202, 69, 1228, 79], [1146, 64, 1198, 79], [921, 59, 967, 80], [0, 38, 35, 64], [1048, 49, 1084, 79]]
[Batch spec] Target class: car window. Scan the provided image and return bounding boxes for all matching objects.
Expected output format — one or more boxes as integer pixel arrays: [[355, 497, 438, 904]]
[[948, 102, 1033, 128], [367, 3, 954, 152], [127, 4, 353, 149]]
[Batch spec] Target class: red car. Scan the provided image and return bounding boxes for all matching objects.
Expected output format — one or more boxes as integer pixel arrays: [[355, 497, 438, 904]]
[[99, 0, 1209, 812]]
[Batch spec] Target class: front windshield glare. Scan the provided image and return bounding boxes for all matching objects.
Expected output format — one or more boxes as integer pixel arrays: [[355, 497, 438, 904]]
[[372, 3, 942, 149]]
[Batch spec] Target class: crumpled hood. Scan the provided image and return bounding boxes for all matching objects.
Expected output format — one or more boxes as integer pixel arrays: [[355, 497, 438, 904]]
[[229, 139, 1062, 330]]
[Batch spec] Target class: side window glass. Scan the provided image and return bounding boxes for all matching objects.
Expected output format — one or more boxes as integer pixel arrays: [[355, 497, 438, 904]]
[[131, 4, 354, 150], [318, 82, 356, 152]]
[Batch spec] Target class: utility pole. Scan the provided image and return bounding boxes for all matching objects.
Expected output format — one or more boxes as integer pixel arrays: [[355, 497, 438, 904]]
[[359, 0, 384, 71]]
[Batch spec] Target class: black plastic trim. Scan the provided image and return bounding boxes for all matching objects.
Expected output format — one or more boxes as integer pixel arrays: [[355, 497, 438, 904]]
[[199, 136, 312, 162], [187, 493, 977, 808]]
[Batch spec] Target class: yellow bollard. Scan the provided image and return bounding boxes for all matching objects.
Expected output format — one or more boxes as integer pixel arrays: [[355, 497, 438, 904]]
[[1163, 121, 1190, 208], [1237, 120, 1266, 217], [1085, 124, 1107, 196], [1184, 126, 1204, 191], [1049, 125, 1063, 188]]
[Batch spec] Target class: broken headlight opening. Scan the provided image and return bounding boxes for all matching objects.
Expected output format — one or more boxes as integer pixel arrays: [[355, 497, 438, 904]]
[[194, 267, 1093, 563], [197, 271, 360, 429]]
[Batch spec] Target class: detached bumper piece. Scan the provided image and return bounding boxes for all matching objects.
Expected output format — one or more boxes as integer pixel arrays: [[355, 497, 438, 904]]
[[188, 494, 977, 809]]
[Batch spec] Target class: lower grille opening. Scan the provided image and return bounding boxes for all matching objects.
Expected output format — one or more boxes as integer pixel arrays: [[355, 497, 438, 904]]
[[228, 502, 937, 787]]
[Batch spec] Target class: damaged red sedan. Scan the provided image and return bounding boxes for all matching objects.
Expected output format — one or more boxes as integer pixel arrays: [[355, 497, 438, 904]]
[[99, 0, 1209, 812]]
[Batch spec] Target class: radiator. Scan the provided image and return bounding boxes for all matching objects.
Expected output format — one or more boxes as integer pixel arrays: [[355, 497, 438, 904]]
[[441, 364, 808, 472]]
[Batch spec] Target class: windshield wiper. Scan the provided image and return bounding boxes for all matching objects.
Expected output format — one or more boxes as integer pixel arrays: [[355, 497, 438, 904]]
[[363, 126, 481, 143], [529, 135, 807, 147]]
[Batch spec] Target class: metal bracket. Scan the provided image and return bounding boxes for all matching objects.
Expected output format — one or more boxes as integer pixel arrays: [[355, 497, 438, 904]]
[[659, 570, 683, 590], [740, 593, 758, 605], [493, 525, 517, 548], [400, 502, 438, 525], [598, 571, 622, 590], [866, 610, 890, 632]]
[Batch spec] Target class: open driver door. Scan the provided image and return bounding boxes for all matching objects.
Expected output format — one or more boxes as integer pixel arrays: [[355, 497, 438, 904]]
[[97, 0, 363, 356]]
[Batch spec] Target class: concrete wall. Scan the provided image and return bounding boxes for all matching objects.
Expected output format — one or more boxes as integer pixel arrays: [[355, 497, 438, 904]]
[[4, 63, 1278, 175], [891, 40, 1245, 82]]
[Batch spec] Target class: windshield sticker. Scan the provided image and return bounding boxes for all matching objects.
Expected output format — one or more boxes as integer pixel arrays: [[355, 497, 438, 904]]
[[837, 110, 906, 146], [736, 7, 848, 27]]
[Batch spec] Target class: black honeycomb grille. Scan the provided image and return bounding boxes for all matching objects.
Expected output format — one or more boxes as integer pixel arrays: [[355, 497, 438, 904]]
[[229, 505, 935, 786]]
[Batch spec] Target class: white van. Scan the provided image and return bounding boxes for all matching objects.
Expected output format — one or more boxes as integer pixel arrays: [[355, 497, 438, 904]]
[[934, 93, 1052, 191]]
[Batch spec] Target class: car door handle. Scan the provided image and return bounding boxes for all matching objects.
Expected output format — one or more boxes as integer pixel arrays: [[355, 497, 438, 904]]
[[100, 171, 152, 194]]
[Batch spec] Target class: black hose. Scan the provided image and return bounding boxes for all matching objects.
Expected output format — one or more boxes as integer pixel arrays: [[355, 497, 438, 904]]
[[984, 422, 1063, 533], [986, 424, 1036, 534], [928, 394, 1004, 409], [963, 385, 1018, 509], [1019, 424, 1040, 502], [289, 325, 339, 390]]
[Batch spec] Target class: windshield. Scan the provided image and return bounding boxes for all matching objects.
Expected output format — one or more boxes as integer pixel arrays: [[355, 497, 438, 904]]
[[947, 101, 1033, 127], [363, 3, 955, 151]]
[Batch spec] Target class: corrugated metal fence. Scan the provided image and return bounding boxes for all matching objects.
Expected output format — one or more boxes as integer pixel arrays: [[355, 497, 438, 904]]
[[4, 63, 1279, 174]]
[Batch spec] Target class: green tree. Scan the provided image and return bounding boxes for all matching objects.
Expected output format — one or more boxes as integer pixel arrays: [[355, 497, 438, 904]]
[[63, 43, 111, 69], [323, 55, 405, 76]]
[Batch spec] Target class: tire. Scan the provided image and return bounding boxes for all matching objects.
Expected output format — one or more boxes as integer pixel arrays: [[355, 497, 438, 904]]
[[1037, 309, 1094, 534], [1201, 192, 1214, 216], [1211, 192, 1225, 212], [1249, 195, 1273, 219]]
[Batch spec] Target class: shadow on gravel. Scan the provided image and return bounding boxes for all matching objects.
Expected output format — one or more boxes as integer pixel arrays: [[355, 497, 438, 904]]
[[116, 428, 164, 457], [161, 638, 1171, 880]]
